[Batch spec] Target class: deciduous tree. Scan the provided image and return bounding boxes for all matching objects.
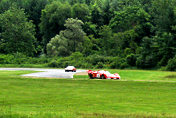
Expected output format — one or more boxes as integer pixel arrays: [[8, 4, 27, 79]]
[[0, 6, 36, 56], [62, 18, 86, 52], [40, 1, 71, 51], [47, 18, 86, 56], [72, 3, 90, 22]]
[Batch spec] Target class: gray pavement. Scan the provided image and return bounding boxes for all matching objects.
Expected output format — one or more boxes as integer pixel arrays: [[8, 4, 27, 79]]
[[0, 68, 86, 78]]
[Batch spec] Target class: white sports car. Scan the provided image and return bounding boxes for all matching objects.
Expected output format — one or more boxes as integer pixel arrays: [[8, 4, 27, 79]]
[[65, 66, 76, 72]]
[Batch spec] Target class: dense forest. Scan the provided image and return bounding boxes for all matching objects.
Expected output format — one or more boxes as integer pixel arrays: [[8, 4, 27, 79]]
[[0, 0, 176, 70]]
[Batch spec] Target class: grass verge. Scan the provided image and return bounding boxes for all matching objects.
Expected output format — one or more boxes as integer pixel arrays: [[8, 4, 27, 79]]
[[0, 64, 48, 68]]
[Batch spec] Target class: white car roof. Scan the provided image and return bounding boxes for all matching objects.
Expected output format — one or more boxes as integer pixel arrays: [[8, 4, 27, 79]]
[[66, 66, 75, 68]]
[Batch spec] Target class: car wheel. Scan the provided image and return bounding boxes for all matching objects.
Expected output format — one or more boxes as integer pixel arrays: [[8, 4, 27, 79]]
[[101, 75, 106, 79], [89, 74, 94, 79]]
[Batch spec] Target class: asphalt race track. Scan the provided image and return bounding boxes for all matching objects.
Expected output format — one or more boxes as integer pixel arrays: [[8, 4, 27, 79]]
[[0, 68, 86, 78]]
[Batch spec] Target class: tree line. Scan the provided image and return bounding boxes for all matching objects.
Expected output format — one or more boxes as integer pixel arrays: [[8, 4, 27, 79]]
[[0, 0, 176, 70]]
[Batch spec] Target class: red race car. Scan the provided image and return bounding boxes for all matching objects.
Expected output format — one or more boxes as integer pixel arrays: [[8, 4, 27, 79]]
[[88, 70, 120, 80]]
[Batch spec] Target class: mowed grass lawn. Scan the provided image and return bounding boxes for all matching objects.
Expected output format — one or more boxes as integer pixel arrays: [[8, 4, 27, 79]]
[[0, 70, 176, 118]]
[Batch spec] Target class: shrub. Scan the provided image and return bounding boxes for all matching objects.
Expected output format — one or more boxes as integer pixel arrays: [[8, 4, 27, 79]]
[[30, 57, 49, 64], [124, 48, 133, 55], [120, 62, 129, 69], [86, 54, 110, 66], [56, 57, 70, 68], [48, 60, 58, 67], [166, 56, 176, 71], [13, 56, 27, 64], [0, 54, 14, 64], [136, 55, 157, 69], [126, 54, 136, 66], [110, 57, 123, 69], [81, 62, 93, 68], [96, 62, 104, 69]]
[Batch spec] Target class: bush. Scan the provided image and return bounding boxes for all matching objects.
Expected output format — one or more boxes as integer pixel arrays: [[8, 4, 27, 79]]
[[0, 54, 14, 64], [110, 57, 123, 69], [96, 62, 104, 69], [86, 54, 111, 66], [28, 57, 49, 64], [120, 62, 129, 69], [56, 57, 70, 68], [81, 62, 93, 68], [47, 54, 114, 69], [48, 60, 58, 67], [136, 55, 157, 69], [126, 54, 136, 66], [13, 53, 28, 64], [166, 56, 176, 71], [0, 53, 50, 65], [0, 53, 135, 69]]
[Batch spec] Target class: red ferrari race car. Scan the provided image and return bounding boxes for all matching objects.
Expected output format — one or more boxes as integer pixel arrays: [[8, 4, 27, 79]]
[[88, 70, 120, 80]]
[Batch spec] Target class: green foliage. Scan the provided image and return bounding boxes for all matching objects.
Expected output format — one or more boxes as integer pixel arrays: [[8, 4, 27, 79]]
[[86, 54, 110, 66], [48, 52, 88, 68], [91, 3, 104, 26], [150, 0, 176, 32], [110, 29, 138, 56], [0, 0, 23, 13], [40, 1, 72, 50], [0, 53, 49, 65], [102, 0, 113, 25], [126, 54, 136, 66], [72, 3, 90, 22], [136, 55, 157, 69], [0, 54, 14, 64], [120, 62, 129, 69], [95, 62, 104, 68], [47, 54, 117, 69], [48, 60, 58, 67], [109, 57, 129, 69], [109, 0, 142, 11], [1, 0, 176, 70], [136, 37, 158, 68], [24, 0, 48, 42], [83, 22, 97, 37], [0, 6, 36, 56], [110, 6, 150, 32], [47, 18, 86, 57], [81, 36, 94, 56], [156, 33, 176, 66], [0, 0, 11, 13], [166, 56, 176, 71], [63, 18, 86, 52], [47, 35, 69, 57], [99, 25, 113, 55]]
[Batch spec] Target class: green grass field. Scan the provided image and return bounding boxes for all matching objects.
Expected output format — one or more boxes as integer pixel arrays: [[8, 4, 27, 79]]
[[1, 69, 176, 118]]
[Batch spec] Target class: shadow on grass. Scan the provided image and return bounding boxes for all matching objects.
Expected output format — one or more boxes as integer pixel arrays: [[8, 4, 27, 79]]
[[77, 112, 176, 118], [164, 75, 176, 79]]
